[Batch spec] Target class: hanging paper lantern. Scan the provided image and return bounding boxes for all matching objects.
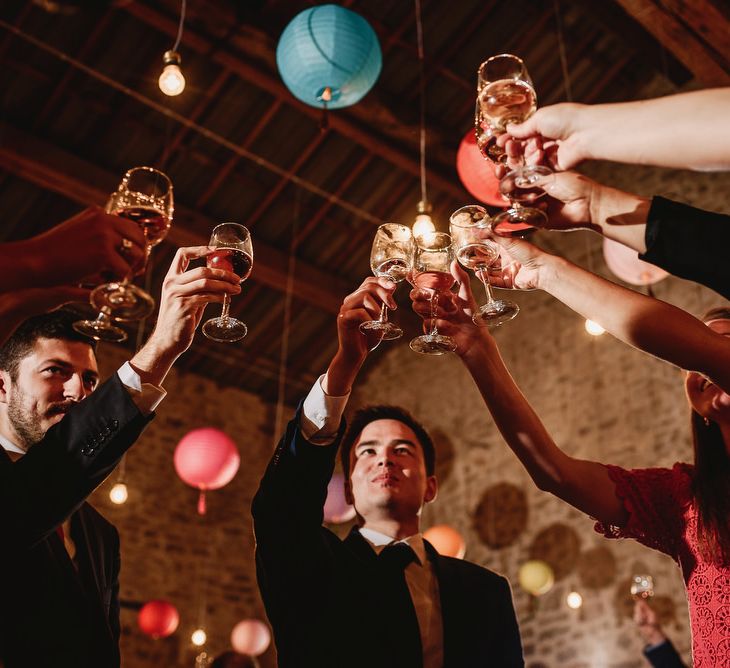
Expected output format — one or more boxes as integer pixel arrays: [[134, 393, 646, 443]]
[[276, 4, 382, 110], [231, 619, 271, 657], [518, 559, 555, 596], [602, 238, 668, 286], [138, 600, 179, 639], [456, 130, 510, 207], [424, 524, 466, 559], [323, 472, 356, 524], [174, 428, 240, 515]]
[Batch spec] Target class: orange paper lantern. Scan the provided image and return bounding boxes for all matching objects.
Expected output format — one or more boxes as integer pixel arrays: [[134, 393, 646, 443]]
[[424, 524, 466, 559]]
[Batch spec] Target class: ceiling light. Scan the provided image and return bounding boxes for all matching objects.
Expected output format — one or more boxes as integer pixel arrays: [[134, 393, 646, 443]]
[[585, 319, 605, 336], [159, 50, 185, 97], [109, 482, 128, 505]]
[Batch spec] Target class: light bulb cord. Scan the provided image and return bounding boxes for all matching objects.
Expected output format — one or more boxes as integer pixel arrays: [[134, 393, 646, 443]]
[[172, 0, 186, 53], [415, 0, 427, 205]]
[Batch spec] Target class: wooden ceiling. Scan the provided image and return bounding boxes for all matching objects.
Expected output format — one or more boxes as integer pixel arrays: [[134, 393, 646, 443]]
[[1, 0, 728, 405]]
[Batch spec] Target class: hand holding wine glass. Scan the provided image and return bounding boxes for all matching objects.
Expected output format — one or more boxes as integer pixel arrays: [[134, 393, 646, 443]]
[[359, 223, 414, 341], [409, 232, 458, 355], [202, 223, 253, 343], [450, 205, 519, 327]]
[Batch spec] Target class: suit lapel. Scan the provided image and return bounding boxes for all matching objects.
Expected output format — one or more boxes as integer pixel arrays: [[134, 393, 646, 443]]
[[343, 526, 379, 566]]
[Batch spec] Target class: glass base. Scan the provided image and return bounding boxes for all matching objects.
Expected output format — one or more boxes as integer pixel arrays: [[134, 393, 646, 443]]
[[91, 283, 155, 322], [491, 207, 547, 237], [409, 333, 457, 355], [202, 316, 248, 343], [359, 319, 403, 341], [473, 300, 519, 328], [72, 318, 128, 343]]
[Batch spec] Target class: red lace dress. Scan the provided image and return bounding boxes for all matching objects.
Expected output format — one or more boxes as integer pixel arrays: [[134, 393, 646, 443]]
[[595, 463, 730, 667]]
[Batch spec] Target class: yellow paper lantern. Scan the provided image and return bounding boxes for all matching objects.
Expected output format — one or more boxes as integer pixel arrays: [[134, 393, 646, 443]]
[[518, 559, 554, 596]]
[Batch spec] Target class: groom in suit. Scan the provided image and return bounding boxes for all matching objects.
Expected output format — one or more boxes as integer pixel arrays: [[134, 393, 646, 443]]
[[0, 246, 241, 667], [253, 277, 523, 668]]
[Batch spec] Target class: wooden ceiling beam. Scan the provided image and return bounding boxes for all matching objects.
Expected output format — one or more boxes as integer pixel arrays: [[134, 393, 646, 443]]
[[120, 1, 466, 201], [0, 122, 349, 315], [612, 0, 730, 85]]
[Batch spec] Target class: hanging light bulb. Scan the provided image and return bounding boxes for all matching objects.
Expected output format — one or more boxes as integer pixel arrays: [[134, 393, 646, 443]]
[[109, 482, 128, 505], [413, 200, 436, 241], [585, 319, 605, 336], [191, 628, 207, 646], [566, 591, 583, 609], [159, 50, 185, 96]]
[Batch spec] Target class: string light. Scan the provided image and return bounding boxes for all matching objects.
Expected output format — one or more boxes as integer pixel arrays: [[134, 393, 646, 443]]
[[109, 482, 128, 505], [191, 628, 207, 646], [585, 319, 605, 336], [566, 591, 583, 609], [159, 0, 186, 97]]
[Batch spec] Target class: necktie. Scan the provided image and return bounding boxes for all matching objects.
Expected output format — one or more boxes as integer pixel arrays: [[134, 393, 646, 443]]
[[378, 543, 423, 668]]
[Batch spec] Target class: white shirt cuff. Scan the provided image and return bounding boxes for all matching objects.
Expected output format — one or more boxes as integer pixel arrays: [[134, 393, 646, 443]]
[[117, 361, 167, 415], [300, 374, 349, 446]]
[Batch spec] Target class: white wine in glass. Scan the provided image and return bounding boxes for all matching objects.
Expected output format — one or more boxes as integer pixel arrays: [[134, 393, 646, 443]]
[[202, 223, 253, 343], [359, 223, 414, 341]]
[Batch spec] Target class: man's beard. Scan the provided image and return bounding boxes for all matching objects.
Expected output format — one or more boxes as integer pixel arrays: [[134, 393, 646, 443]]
[[7, 388, 50, 449]]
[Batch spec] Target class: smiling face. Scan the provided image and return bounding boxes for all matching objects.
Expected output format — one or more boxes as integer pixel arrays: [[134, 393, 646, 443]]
[[0, 337, 98, 449], [346, 418, 438, 526], [685, 319, 730, 423]]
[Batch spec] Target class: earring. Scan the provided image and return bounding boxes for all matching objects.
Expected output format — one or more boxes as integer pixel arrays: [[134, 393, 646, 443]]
[[704, 416, 711, 426]]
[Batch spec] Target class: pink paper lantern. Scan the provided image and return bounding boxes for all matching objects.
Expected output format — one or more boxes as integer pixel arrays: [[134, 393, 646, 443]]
[[602, 238, 668, 286], [424, 524, 466, 559], [174, 428, 240, 514], [138, 599, 179, 639], [323, 472, 356, 524], [456, 130, 510, 207], [230, 619, 271, 657]]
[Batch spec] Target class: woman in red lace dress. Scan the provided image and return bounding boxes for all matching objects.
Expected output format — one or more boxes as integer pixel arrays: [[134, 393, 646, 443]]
[[412, 237, 730, 666]]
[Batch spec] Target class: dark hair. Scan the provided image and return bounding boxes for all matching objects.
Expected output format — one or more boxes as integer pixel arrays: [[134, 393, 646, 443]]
[[0, 310, 96, 380], [691, 410, 730, 566], [340, 405, 435, 479]]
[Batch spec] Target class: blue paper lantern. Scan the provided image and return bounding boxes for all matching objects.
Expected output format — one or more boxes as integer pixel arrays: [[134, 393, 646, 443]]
[[276, 4, 382, 110]]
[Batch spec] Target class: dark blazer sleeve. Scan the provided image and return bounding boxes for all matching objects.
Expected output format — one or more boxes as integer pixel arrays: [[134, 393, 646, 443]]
[[640, 196, 730, 299], [0, 373, 153, 549], [494, 574, 524, 667], [643, 639, 687, 668]]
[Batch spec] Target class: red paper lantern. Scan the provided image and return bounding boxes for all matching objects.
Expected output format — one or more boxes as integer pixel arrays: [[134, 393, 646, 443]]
[[602, 238, 668, 286], [138, 600, 179, 639], [174, 428, 240, 514], [424, 524, 466, 559], [456, 130, 510, 207], [230, 619, 271, 656], [323, 472, 356, 524]]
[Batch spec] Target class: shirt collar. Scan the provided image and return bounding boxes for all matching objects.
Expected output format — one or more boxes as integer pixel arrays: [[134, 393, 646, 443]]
[[0, 432, 25, 455], [358, 526, 426, 565]]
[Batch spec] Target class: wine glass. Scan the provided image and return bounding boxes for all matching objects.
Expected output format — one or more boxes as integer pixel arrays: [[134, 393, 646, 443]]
[[449, 205, 519, 327], [630, 574, 654, 599], [359, 223, 414, 341], [409, 232, 457, 355], [73, 167, 173, 342], [202, 223, 253, 343], [477, 54, 551, 237]]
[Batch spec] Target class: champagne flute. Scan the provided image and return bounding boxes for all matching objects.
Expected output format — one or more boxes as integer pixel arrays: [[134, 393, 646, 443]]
[[630, 574, 654, 600], [449, 205, 519, 327], [477, 54, 551, 237], [202, 223, 253, 343], [359, 223, 414, 341], [73, 167, 173, 341], [409, 232, 457, 355]]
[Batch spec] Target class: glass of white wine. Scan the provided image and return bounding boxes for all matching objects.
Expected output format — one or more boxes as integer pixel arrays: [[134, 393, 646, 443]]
[[202, 223, 253, 343], [409, 232, 458, 355], [477, 54, 551, 237], [73, 166, 173, 342], [359, 223, 414, 341], [449, 205, 519, 327]]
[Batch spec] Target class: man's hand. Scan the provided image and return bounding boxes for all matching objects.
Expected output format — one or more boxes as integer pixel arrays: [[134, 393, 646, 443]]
[[130, 246, 241, 386], [633, 599, 666, 646], [21, 207, 147, 288]]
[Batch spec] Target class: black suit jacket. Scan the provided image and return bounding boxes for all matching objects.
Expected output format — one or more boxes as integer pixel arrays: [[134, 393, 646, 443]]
[[252, 408, 524, 668], [644, 639, 687, 668], [0, 374, 153, 668]]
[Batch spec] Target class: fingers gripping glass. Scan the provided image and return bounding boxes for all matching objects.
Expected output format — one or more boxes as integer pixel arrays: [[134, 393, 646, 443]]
[[449, 205, 519, 327], [202, 223, 253, 343], [73, 167, 173, 342], [359, 223, 415, 341], [476, 54, 551, 237], [409, 232, 458, 355]]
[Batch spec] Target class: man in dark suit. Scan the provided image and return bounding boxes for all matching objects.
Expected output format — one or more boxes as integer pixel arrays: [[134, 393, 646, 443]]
[[0, 246, 241, 667], [253, 277, 524, 668]]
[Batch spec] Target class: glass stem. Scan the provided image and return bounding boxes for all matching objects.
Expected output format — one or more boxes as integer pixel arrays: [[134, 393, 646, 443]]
[[379, 302, 389, 324], [429, 290, 438, 336], [220, 294, 231, 321], [478, 267, 495, 306]]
